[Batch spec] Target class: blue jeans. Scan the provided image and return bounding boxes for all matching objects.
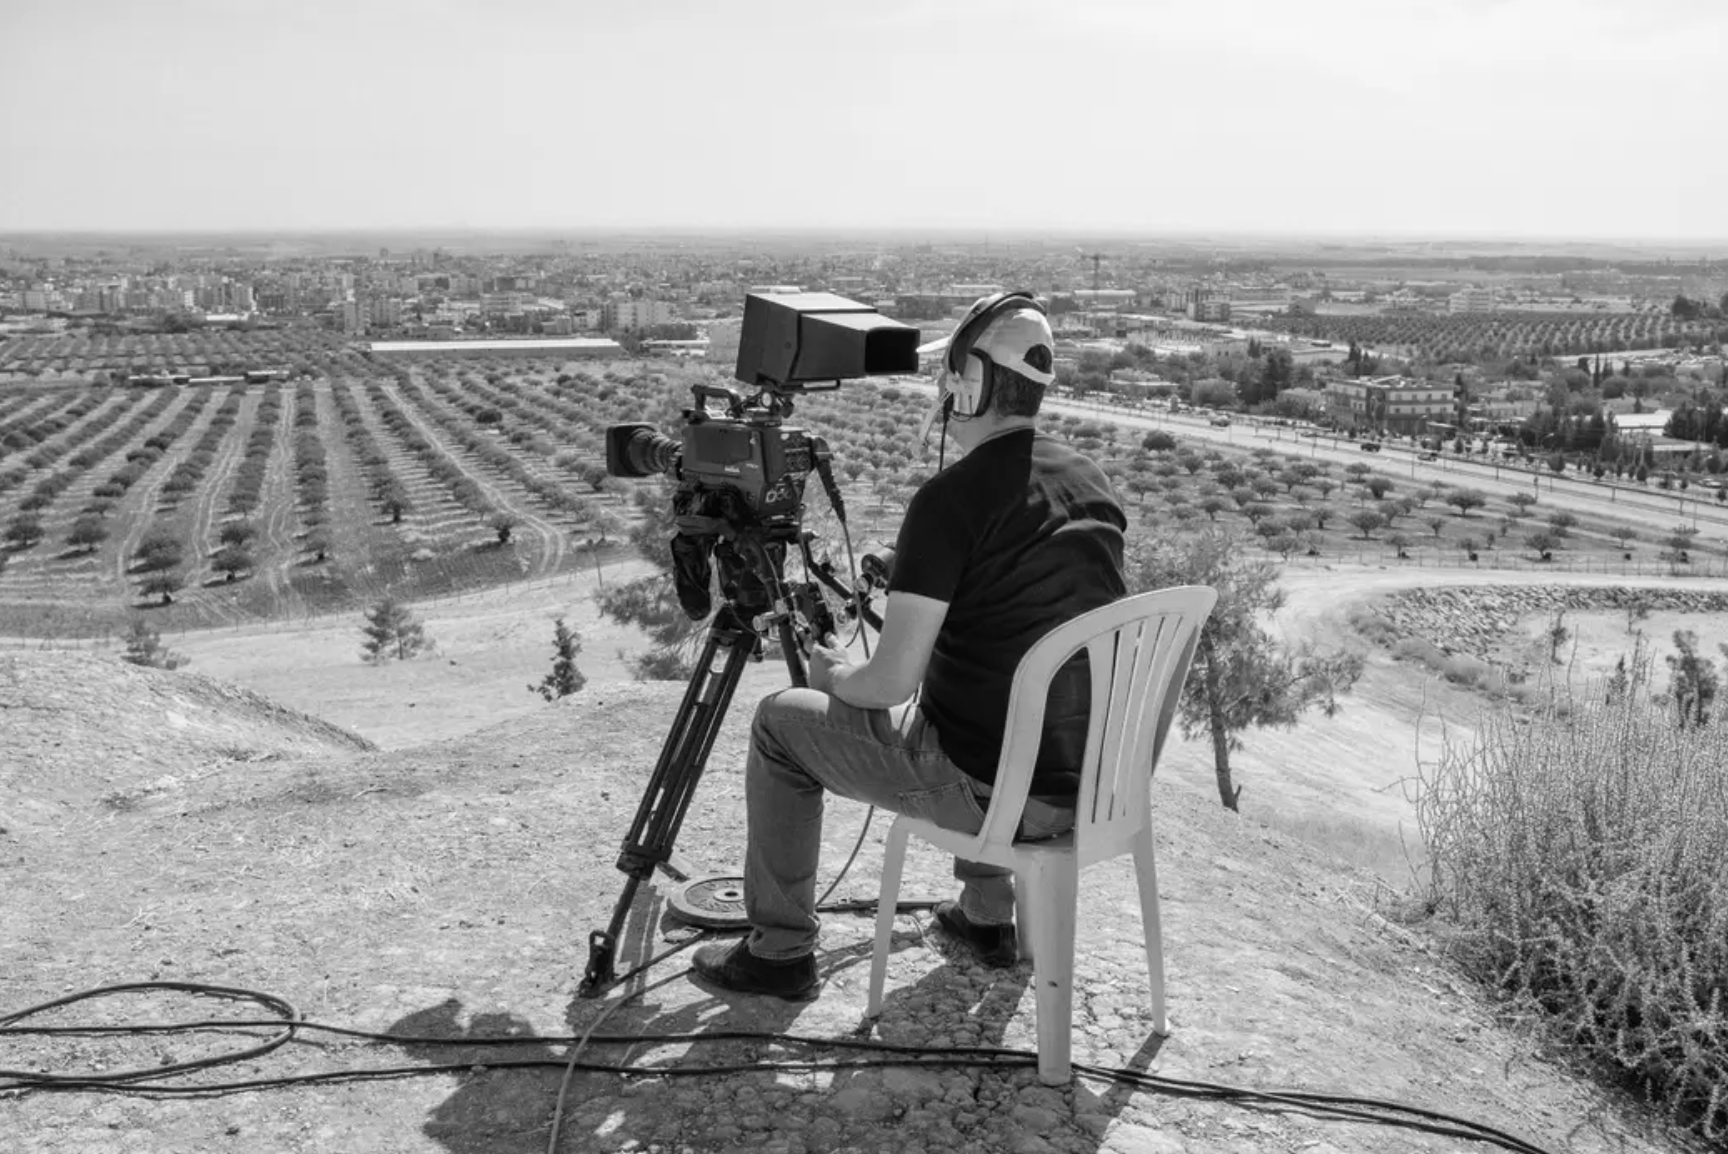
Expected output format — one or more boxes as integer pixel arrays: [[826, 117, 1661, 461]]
[[743, 687, 1075, 960]]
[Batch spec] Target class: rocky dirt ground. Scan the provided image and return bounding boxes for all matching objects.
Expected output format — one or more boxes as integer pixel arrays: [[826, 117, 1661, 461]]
[[1, 622, 1707, 1154]]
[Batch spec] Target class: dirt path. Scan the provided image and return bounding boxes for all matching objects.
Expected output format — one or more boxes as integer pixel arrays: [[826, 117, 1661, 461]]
[[103, 391, 208, 587], [170, 390, 254, 626], [254, 385, 305, 617]]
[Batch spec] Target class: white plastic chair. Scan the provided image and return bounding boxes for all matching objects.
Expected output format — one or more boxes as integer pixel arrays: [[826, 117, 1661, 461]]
[[865, 586, 1218, 1085]]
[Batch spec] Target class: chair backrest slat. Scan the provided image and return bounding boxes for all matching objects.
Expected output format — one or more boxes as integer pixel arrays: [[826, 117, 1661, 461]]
[[1109, 613, 1167, 824], [979, 587, 1217, 859]]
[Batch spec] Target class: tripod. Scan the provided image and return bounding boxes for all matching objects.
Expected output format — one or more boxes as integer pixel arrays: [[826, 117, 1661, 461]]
[[579, 523, 879, 998]]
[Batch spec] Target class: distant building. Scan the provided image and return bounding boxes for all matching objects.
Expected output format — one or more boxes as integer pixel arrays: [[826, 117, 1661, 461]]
[[1073, 289, 1136, 310], [1228, 287, 1291, 314], [367, 337, 623, 359], [603, 295, 675, 332], [640, 339, 710, 359], [1612, 411, 1673, 435], [1106, 374, 1179, 403], [481, 292, 532, 316], [1185, 287, 1230, 323], [1325, 376, 1456, 435], [1448, 287, 1496, 313]]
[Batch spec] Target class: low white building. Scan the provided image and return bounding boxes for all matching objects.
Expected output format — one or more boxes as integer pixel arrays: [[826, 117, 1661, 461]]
[[368, 337, 623, 358]]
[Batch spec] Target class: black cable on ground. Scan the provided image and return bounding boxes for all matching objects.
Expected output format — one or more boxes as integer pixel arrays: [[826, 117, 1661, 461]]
[[0, 981, 1557, 1154], [0, 982, 299, 1086]]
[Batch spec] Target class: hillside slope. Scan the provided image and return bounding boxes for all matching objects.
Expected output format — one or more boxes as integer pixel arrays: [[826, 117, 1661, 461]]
[[0, 661, 1684, 1154], [0, 651, 375, 836]]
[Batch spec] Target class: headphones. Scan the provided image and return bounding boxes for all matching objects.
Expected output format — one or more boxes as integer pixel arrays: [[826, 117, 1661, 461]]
[[942, 290, 1044, 420]]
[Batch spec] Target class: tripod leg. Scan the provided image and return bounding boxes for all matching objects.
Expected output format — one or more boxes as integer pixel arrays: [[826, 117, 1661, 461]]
[[580, 614, 759, 998]]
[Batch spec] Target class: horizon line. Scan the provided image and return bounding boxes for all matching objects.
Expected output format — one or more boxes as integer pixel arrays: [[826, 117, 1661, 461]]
[[4, 226, 1728, 249]]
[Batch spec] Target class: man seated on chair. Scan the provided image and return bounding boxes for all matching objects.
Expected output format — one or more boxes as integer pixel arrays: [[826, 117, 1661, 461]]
[[692, 292, 1128, 1001]]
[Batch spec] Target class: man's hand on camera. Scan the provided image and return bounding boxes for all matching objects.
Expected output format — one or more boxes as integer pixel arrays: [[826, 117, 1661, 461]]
[[806, 638, 849, 694]]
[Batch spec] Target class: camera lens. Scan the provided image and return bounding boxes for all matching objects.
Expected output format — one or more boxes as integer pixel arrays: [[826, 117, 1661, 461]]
[[605, 424, 680, 478]]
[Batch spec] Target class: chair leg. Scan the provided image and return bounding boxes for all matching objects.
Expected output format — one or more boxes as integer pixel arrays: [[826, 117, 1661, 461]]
[[1132, 823, 1167, 1036], [1013, 868, 1033, 961], [1028, 856, 1080, 1085], [866, 820, 911, 1018]]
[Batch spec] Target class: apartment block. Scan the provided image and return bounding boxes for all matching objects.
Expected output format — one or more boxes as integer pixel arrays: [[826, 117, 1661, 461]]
[[1325, 376, 1457, 435]]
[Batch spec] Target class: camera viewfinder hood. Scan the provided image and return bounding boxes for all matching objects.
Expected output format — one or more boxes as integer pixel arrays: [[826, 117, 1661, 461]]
[[735, 292, 920, 390]]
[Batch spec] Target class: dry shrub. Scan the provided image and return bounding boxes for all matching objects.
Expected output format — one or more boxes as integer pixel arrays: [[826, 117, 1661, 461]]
[[1392, 637, 1444, 664], [1390, 637, 1503, 695], [1416, 665, 1728, 1141], [1436, 653, 1493, 690], [1348, 604, 1400, 646]]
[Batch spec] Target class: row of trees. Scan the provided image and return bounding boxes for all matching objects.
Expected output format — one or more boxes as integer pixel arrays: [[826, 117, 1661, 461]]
[[1262, 309, 1724, 363], [291, 384, 333, 563], [1669, 292, 1728, 322], [5, 388, 199, 555], [328, 380, 415, 526], [0, 388, 110, 466], [161, 389, 243, 510]]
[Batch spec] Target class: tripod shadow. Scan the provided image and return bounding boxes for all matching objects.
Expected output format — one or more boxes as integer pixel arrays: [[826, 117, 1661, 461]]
[[382, 888, 675, 1154]]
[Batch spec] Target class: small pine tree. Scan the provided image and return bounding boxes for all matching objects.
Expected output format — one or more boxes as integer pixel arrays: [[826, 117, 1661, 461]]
[[121, 617, 187, 670], [361, 595, 428, 663], [529, 617, 588, 701], [1665, 630, 1719, 730], [1547, 611, 1570, 663]]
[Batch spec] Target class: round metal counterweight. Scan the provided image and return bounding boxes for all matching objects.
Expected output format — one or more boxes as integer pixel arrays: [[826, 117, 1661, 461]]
[[669, 875, 750, 930]]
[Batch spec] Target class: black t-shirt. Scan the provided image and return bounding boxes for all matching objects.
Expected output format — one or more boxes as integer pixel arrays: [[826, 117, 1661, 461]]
[[888, 428, 1127, 802]]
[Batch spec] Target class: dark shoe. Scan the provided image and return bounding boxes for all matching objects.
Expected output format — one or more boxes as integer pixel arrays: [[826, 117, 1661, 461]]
[[933, 901, 1019, 969], [691, 939, 820, 1002]]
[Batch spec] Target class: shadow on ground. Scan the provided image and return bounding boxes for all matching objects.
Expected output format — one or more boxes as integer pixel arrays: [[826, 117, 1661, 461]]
[[387, 897, 1157, 1153]]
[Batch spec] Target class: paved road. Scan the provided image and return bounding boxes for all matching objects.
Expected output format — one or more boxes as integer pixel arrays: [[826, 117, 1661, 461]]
[[1035, 394, 1728, 538]]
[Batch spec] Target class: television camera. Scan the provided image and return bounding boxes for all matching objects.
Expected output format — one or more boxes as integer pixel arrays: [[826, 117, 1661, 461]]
[[580, 294, 919, 997]]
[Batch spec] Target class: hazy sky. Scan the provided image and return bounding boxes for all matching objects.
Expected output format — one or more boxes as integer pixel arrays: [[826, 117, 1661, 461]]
[[3, 0, 1722, 240]]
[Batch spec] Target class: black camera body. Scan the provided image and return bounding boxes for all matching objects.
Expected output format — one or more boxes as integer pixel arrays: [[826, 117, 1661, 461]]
[[604, 293, 919, 618], [605, 291, 918, 512], [605, 384, 814, 527]]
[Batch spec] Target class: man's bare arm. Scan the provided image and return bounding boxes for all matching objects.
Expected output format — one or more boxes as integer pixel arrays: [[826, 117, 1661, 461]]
[[818, 592, 948, 709]]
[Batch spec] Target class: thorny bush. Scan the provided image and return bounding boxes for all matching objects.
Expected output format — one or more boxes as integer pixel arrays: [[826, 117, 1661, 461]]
[[1415, 648, 1728, 1142]]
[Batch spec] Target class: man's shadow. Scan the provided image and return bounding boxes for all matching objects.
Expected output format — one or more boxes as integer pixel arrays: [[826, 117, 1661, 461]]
[[388, 897, 1158, 1153]]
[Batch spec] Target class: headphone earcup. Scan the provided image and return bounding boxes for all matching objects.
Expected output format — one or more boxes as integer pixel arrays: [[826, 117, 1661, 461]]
[[952, 356, 987, 417]]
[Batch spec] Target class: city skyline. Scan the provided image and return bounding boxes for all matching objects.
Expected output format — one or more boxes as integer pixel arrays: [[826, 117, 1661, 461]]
[[4, 0, 1724, 241]]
